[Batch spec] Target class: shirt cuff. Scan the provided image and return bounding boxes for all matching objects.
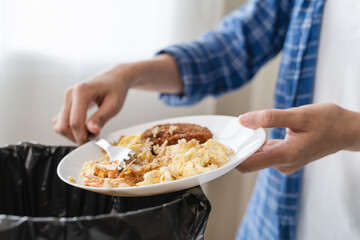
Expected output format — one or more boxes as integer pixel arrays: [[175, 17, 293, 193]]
[[156, 46, 205, 106]]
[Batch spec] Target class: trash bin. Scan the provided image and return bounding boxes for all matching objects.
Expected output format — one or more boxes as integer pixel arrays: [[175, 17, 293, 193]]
[[0, 142, 211, 240]]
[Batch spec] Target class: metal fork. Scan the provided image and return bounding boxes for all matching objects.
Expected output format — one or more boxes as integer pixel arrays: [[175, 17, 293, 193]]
[[93, 137, 135, 172]]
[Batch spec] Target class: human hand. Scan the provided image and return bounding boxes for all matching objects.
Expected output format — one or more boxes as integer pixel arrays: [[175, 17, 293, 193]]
[[53, 66, 132, 144], [236, 103, 360, 174], [53, 54, 183, 145]]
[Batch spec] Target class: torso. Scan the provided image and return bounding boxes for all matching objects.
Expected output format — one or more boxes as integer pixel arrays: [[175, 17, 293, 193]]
[[296, 0, 360, 239]]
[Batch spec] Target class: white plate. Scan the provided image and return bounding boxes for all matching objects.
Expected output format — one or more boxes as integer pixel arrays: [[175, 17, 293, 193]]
[[57, 115, 265, 196]]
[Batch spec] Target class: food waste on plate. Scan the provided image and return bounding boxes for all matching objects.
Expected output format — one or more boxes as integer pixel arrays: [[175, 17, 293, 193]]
[[68, 123, 234, 188]]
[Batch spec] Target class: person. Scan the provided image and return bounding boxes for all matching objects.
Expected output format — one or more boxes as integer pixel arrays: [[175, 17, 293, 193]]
[[53, 0, 360, 239]]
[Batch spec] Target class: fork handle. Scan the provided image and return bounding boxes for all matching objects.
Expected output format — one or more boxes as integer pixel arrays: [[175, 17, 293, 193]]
[[93, 137, 112, 153]]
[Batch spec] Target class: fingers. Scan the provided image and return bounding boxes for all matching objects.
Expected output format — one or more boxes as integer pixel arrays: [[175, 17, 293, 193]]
[[52, 66, 132, 145], [53, 114, 76, 142], [252, 139, 282, 153], [236, 139, 296, 174], [86, 94, 123, 135], [69, 83, 93, 144], [236, 104, 348, 174], [53, 82, 125, 145], [238, 108, 304, 130], [53, 83, 95, 145], [53, 88, 76, 142]]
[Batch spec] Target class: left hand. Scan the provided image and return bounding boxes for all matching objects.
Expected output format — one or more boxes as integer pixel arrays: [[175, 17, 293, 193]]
[[236, 103, 360, 174]]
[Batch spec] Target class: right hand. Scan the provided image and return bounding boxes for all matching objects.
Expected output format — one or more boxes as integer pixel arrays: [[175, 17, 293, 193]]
[[53, 54, 183, 145], [52, 65, 132, 144]]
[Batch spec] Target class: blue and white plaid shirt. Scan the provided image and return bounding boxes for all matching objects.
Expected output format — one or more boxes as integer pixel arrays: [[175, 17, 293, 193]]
[[159, 0, 326, 239]]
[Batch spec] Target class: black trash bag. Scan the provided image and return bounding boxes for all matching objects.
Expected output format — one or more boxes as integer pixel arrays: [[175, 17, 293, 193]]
[[0, 142, 211, 240]]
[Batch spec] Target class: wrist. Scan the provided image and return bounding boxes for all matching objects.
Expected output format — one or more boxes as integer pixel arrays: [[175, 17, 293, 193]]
[[342, 109, 360, 151], [109, 63, 137, 89], [105, 54, 182, 94]]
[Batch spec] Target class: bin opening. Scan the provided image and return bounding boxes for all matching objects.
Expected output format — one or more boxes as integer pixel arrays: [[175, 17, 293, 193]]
[[0, 142, 210, 240]]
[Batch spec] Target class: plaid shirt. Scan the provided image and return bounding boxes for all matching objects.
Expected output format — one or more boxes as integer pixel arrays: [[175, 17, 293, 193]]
[[159, 0, 326, 239]]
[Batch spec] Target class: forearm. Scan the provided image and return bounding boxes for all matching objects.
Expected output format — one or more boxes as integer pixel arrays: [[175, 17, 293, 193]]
[[108, 54, 183, 94]]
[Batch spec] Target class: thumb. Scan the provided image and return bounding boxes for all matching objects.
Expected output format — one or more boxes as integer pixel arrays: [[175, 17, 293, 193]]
[[238, 108, 301, 129], [86, 95, 122, 134]]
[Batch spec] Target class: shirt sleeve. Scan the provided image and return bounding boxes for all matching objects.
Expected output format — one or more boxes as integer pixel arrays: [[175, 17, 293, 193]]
[[158, 0, 295, 106]]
